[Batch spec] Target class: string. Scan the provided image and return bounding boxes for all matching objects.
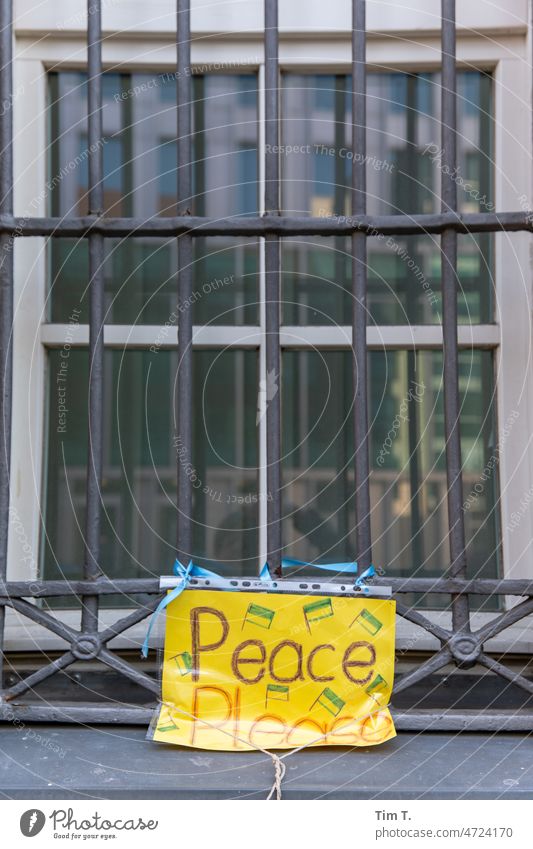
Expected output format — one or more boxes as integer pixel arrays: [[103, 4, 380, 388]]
[[159, 696, 391, 800]]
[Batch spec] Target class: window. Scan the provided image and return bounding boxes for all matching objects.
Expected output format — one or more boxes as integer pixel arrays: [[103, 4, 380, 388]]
[[43, 69, 499, 601]]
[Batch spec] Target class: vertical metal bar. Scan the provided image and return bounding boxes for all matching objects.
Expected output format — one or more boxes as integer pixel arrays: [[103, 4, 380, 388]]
[[264, 0, 281, 575], [352, 0, 372, 569], [82, 0, 104, 632], [334, 76, 351, 552], [0, 0, 13, 688], [404, 79, 423, 569], [258, 63, 268, 568], [407, 350, 423, 569], [176, 0, 193, 566], [441, 0, 469, 631]]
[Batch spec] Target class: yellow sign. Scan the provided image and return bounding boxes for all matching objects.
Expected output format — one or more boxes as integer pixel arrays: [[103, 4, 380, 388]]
[[151, 589, 396, 751]]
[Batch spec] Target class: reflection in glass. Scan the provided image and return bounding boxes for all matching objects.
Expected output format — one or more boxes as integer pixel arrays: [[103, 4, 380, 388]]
[[48, 72, 258, 324], [282, 72, 493, 324], [282, 349, 499, 608], [42, 349, 259, 600]]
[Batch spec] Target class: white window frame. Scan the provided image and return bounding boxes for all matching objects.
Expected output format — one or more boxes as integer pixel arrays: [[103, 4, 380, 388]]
[[6, 3, 533, 655]]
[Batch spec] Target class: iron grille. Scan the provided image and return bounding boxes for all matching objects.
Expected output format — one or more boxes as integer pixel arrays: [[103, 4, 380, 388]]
[[0, 0, 532, 730]]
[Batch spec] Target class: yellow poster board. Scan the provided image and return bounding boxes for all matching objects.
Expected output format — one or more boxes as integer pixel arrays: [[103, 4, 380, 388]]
[[151, 589, 396, 751]]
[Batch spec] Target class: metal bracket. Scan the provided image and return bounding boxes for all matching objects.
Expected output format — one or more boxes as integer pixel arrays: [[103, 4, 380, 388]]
[[159, 575, 392, 598]]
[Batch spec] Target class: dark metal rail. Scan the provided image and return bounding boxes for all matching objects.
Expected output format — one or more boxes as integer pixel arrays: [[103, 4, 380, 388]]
[[0, 211, 531, 237], [176, 0, 194, 567], [83, 0, 104, 638], [265, 0, 282, 576], [352, 0, 372, 570], [0, 0, 532, 729], [0, 0, 13, 700]]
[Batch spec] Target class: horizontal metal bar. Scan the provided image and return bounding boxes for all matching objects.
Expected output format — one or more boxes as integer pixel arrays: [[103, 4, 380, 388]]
[[159, 575, 392, 598], [40, 324, 500, 351], [1, 211, 531, 238], [392, 710, 533, 732], [378, 577, 533, 596], [1, 576, 532, 597], [0, 580, 162, 597], [2, 703, 532, 731], [0, 703, 155, 724]]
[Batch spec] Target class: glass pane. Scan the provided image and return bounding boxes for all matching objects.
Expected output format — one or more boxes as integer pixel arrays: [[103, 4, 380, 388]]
[[48, 72, 259, 324], [282, 349, 500, 609], [42, 348, 259, 601], [281, 72, 493, 324], [49, 237, 259, 326]]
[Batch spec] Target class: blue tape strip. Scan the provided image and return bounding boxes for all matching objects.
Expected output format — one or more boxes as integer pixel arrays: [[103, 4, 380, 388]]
[[355, 564, 376, 587], [259, 562, 273, 581], [281, 557, 358, 575], [141, 559, 219, 658]]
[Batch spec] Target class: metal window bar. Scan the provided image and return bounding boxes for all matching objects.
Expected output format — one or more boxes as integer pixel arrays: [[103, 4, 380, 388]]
[[0, 0, 532, 729], [265, 0, 282, 577], [176, 0, 194, 568]]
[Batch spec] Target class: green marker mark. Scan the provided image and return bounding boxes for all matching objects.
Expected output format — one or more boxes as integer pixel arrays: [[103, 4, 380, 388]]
[[243, 603, 275, 630], [312, 687, 345, 717], [172, 651, 193, 676], [365, 673, 387, 697], [352, 607, 382, 636], [157, 709, 179, 733], [303, 598, 333, 631], [266, 684, 290, 707]]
